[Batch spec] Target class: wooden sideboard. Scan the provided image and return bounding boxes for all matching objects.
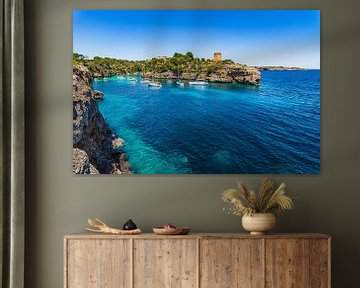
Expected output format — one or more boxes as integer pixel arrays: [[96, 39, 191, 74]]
[[64, 233, 330, 288]]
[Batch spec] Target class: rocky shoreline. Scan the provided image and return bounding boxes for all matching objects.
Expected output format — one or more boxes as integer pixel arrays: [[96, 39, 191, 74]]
[[255, 65, 310, 71], [72, 65, 131, 174], [74, 53, 261, 85], [142, 63, 260, 85]]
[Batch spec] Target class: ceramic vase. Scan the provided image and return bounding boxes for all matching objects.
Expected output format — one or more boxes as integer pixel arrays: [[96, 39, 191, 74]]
[[242, 213, 276, 235]]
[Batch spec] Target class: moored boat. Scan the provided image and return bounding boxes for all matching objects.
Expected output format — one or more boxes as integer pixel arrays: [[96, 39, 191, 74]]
[[189, 80, 208, 86], [140, 79, 152, 84], [148, 81, 162, 88], [176, 80, 185, 87]]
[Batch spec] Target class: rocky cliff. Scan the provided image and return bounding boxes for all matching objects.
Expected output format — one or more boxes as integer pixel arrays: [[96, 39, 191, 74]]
[[73, 66, 130, 174], [143, 63, 260, 85]]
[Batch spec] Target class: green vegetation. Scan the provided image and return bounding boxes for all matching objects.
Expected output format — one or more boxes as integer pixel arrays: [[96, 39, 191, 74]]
[[73, 52, 235, 76], [73, 53, 87, 65]]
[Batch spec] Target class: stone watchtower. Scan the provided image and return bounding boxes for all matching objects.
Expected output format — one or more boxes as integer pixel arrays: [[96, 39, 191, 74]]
[[213, 52, 222, 62]]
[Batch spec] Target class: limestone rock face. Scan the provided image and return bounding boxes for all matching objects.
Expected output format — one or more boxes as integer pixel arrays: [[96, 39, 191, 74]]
[[73, 148, 90, 174], [216, 64, 261, 85], [73, 65, 129, 174], [73, 148, 100, 174]]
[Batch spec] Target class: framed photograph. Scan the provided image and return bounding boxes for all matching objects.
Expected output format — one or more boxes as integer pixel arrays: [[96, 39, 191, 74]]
[[72, 10, 320, 175]]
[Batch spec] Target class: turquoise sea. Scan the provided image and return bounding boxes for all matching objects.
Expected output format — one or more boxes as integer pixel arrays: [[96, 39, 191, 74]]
[[93, 70, 320, 174]]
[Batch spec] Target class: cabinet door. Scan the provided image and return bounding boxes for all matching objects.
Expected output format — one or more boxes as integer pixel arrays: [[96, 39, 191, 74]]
[[309, 239, 330, 288], [265, 239, 322, 288], [66, 239, 131, 288], [200, 239, 264, 288], [134, 239, 198, 288]]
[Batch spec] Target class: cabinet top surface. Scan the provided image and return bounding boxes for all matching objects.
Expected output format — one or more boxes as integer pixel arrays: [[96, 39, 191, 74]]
[[64, 232, 330, 240]]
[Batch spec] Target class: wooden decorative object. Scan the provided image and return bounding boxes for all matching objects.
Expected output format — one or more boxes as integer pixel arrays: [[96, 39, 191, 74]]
[[86, 218, 142, 235], [64, 233, 331, 288], [152, 227, 190, 235]]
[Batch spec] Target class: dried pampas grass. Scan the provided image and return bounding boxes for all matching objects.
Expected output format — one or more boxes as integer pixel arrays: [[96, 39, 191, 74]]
[[222, 179, 294, 216]]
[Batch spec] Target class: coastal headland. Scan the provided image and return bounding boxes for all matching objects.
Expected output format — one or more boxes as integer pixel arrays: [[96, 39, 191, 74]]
[[74, 52, 261, 85]]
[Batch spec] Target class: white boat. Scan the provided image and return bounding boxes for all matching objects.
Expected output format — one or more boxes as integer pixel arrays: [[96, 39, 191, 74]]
[[175, 69, 185, 86], [189, 80, 209, 86], [127, 77, 137, 81], [146, 64, 162, 88], [189, 64, 208, 86], [140, 79, 152, 84], [148, 81, 162, 88], [176, 80, 185, 87]]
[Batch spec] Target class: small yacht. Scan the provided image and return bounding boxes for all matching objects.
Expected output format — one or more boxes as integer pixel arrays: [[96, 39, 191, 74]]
[[147, 64, 162, 87], [148, 81, 162, 88], [127, 77, 137, 81], [189, 80, 208, 86], [140, 79, 152, 84], [176, 80, 185, 87], [176, 70, 185, 87]]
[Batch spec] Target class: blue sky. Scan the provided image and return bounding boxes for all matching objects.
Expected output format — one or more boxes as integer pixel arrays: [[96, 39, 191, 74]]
[[73, 10, 320, 68]]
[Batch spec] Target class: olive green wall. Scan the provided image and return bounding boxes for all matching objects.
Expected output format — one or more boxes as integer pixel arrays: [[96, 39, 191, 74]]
[[25, 0, 360, 287]]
